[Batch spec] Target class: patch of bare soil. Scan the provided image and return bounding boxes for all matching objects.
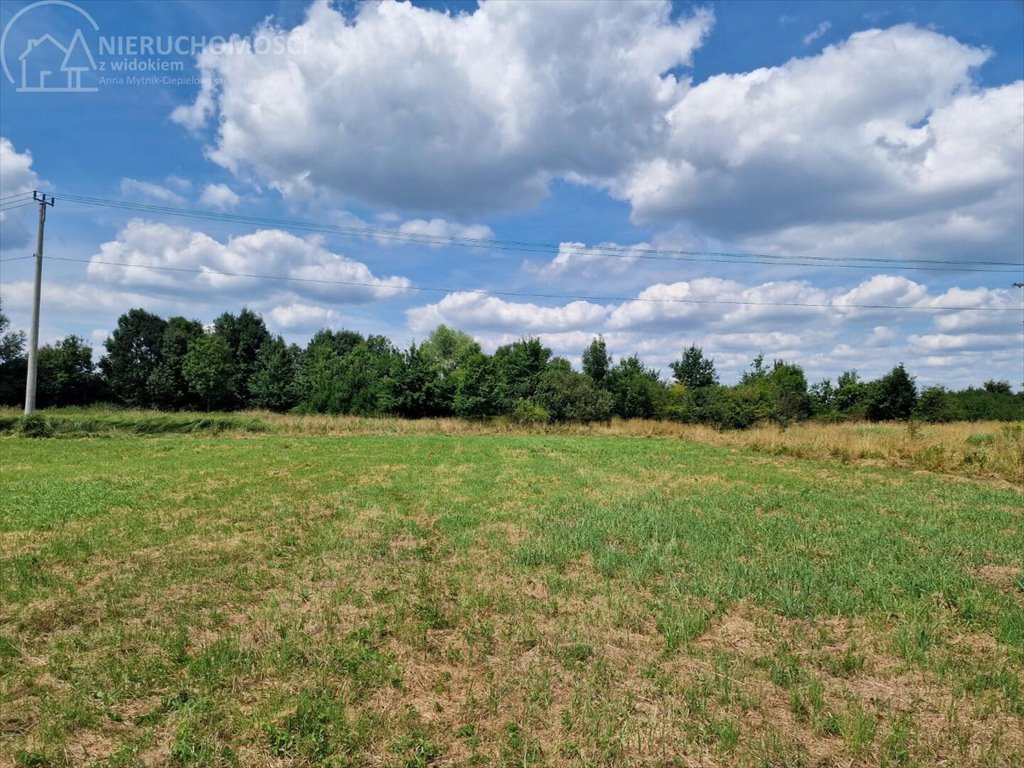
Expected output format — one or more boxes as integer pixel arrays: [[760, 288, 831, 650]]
[[976, 564, 1022, 591], [65, 731, 117, 765], [698, 607, 769, 658]]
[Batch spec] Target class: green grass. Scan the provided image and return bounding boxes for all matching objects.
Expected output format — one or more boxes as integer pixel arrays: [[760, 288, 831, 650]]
[[0, 408, 271, 438], [1, 430, 1022, 766]]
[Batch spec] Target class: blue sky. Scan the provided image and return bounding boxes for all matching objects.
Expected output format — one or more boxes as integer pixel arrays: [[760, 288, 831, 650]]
[[1, 0, 1022, 387]]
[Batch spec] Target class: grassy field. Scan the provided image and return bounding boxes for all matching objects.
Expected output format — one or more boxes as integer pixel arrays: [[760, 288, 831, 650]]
[[1, 415, 1022, 766], [2, 407, 1021, 484]]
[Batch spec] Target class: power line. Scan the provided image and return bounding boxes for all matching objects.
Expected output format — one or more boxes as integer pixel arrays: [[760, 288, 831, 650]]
[[49, 192, 1023, 273], [0, 191, 32, 203], [0, 255, 34, 263], [0, 201, 38, 213], [58, 192, 1022, 270], [48, 255, 1022, 313]]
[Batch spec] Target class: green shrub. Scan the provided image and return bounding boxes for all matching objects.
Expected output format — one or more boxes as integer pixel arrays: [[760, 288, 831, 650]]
[[510, 399, 550, 425], [534, 367, 612, 423], [17, 413, 53, 438], [916, 386, 961, 423], [949, 386, 1024, 421]]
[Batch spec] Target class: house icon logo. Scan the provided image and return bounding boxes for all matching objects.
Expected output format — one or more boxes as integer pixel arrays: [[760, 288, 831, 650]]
[[1, 1, 100, 93]]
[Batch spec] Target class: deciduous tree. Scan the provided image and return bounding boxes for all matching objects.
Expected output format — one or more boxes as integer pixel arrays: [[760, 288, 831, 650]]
[[868, 364, 917, 421], [493, 338, 552, 411], [182, 334, 238, 411], [669, 344, 717, 390], [37, 335, 103, 407], [148, 317, 204, 410], [249, 336, 301, 412], [582, 336, 611, 387], [213, 308, 271, 406], [607, 355, 665, 419], [0, 303, 26, 406], [100, 309, 167, 407]]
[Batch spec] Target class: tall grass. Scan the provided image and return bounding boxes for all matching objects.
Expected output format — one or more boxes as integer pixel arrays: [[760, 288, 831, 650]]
[[262, 413, 1024, 484], [660, 420, 1024, 485], [0, 407, 270, 437]]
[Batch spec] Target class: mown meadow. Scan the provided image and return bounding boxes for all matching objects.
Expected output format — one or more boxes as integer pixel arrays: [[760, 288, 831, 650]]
[[1, 411, 1022, 766]]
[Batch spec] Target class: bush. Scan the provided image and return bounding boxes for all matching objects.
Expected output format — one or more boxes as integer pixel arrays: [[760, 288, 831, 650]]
[[916, 386, 961, 423], [659, 384, 689, 422], [534, 367, 612, 423], [606, 355, 666, 419], [704, 384, 769, 429], [510, 399, 550, 425], [949, 387, 1024, 421], [17, 413, 53, 438]]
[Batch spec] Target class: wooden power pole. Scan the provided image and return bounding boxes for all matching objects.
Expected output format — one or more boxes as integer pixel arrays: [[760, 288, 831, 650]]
[[24, 191, 54, 416]]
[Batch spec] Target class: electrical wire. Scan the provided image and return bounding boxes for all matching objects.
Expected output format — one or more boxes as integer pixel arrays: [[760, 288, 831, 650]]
[[49, 192, 1023, 274], [52, 255, 1022, 313], [0, 201, 38, 213]]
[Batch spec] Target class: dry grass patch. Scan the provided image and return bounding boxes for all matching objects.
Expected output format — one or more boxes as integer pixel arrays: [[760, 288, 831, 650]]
[[2, 431, 1021, 766], [977, 564, 1023, 590], [259, 413, 1024, 484]]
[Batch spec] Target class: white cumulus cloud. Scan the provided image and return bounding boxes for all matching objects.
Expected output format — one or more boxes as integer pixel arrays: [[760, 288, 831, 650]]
[[0, 137, 42, 250], [613, 26, 1023, 264], [381, 218, 494, 246], [172, 0, 713, 216], [403, 274, 1022, 386], [171, 11, 1022, 264], [803, 21, 831, 46], [199, 183, 241, 210], [268, 301, 341, 329], [0, 137, 38, 199], [527, 241, 649, 278], [407, 291, 609, 334], [87, 219, 412, 303], [120, 178, 186, 204]]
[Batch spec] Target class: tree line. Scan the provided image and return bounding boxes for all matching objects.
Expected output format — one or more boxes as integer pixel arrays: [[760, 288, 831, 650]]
[[0, 304, 1020, 426]]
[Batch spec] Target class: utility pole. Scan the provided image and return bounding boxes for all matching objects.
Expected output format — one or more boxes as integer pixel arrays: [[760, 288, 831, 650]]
[[24, 191, 54, 416]]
